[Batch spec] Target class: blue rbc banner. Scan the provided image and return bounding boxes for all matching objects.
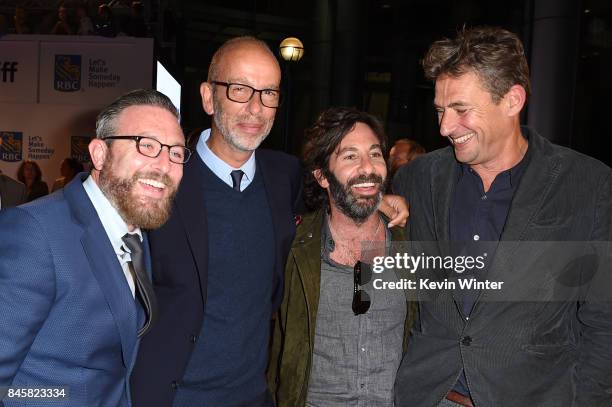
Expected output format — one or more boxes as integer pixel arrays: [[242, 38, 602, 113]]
[[54, 55, 81, 92], [0, 131, 23, 162]]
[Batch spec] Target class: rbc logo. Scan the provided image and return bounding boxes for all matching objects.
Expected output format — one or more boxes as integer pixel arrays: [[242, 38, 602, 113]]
[[0, 132, 23, 162], [54, 55, 81, 92]]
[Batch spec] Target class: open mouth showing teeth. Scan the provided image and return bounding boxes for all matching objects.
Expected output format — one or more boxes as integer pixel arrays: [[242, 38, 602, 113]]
[[352, 183, 377, 188], [451, 133, 475, 145], [138, 179, 166, 190]]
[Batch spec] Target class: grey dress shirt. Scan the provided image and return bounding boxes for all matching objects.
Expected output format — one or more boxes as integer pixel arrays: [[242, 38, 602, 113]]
[[306, 216, 406, 407]]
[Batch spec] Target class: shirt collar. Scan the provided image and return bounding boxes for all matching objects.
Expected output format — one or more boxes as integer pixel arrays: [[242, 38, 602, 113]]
[[196, 128, 256, 185], [82, 175, 143, 258], [455, 137, 530, 188]]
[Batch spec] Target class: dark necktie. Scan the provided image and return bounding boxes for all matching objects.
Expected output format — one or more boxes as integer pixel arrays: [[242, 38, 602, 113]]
[[122, 233, 158, 338], [231, 170, 244, 192]]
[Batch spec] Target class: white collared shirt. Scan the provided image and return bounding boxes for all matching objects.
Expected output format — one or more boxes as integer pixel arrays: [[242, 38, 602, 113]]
[[196, 128, 256, 191], [83, 175, 142, 298]]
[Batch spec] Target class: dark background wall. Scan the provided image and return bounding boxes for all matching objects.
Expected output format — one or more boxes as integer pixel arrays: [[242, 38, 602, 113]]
[[4, 0, 607, 165], [156, 0, 611, 167]]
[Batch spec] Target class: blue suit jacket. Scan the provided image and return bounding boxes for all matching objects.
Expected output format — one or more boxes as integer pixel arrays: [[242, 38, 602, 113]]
[[0, 174, 148, 406]]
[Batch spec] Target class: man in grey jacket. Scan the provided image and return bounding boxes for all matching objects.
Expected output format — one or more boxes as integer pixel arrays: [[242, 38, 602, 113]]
[[393, 26, 612, 407]]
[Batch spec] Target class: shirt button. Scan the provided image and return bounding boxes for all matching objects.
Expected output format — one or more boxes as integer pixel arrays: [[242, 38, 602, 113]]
[[361, 347, 366, 352], [461, 336, 472, 346], [473, 234, 480, 241], [360, 383, 365, 389], [190, 334, 197, 343], [171, 381, 179, 390]]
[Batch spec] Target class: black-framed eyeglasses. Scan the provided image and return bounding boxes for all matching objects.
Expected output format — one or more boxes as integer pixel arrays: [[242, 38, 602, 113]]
[[211, 81, 282, 108], [103, 136, 192, 164], [353, 261, 371, 315]]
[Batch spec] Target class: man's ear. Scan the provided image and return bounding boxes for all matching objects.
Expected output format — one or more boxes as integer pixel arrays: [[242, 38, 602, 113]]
[[313, 169, 329, 189], [200, 82, 215, 115], [504, 84, 526, 117], [88, 139, 108, 171]]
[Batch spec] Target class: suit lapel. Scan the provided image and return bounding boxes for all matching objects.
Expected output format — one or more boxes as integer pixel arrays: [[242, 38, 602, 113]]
[[258, 152, 291, 252], [431, 150, 457, 242], [257, 152, 294, 305], [175, 158, 209, 305], [472, 131, 562, 314], [65, 176, 139, 368], [429, 151, 466, 317]]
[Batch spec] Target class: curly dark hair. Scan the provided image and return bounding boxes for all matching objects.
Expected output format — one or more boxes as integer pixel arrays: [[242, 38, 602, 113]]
[[302, 107, 387, 211], [422, 26, 531, 103]]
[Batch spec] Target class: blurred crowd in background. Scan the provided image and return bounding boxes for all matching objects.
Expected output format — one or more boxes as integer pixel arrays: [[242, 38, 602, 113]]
[[0, 0, 149, 37]]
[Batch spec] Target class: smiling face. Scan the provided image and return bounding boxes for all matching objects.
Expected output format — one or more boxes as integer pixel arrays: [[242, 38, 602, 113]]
[[90, 105, 184, 229], [201, 43, 280, 154], [434, 71, 522, 170], [317, 122, 387, 223]]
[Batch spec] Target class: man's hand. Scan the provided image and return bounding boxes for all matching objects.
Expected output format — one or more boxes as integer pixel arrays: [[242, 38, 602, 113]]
[[380, 195, 409, 227]]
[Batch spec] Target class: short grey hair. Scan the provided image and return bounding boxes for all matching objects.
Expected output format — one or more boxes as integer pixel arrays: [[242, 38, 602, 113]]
[[95, 89, 179, 140]]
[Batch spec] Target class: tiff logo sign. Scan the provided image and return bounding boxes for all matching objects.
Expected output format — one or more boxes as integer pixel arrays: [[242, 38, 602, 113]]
[[1, 62, 18, 82]]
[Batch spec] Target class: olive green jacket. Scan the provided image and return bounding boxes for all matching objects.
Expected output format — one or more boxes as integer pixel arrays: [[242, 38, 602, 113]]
[[267, 210, 415, 406]]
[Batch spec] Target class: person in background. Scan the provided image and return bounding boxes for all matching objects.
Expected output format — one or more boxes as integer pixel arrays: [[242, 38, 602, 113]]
[[52, 157, 85, 192], [95, 4, 117, 37], [51, 3, 76, 35], [0, 169, 26, 210], [126, 1, 147, 37], [388, 138, 425, 177], [13, 6, 31, 34], [76, 4, 94, 35], [17, 160, 49, 202]]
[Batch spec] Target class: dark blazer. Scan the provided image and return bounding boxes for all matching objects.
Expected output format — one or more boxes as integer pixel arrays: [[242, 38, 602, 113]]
[[131, 148, 303, 407], [392, 127, 612, 407], [0, 174, 148, 406], [0, 173, 26, 209]]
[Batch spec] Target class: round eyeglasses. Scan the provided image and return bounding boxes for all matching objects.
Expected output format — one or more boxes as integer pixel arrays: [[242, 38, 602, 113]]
[[103, 136, 192, 164]]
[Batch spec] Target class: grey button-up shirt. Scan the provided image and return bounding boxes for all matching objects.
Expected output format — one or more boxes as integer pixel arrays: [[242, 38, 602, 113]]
[[306, 216, 406, 407]]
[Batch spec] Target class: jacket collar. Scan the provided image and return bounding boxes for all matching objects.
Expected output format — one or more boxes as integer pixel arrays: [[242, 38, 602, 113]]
[[64, 173, 142, 369]]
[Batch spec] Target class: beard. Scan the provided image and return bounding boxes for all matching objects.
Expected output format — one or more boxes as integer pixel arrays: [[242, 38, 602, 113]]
[[98, 154, 178, 230], [213, 95, 274, 152], [326, 171, 386, 224]]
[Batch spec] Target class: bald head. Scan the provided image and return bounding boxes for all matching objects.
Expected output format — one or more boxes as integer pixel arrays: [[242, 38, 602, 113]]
[[200, 36, 282, 167], [207, 36, 280, 82]]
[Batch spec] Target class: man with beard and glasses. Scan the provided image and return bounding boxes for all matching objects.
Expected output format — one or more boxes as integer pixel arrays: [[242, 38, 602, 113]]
[[131, 37, 408, 407], [0, 89, 186, 407], [268, 107, 415, 407]]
